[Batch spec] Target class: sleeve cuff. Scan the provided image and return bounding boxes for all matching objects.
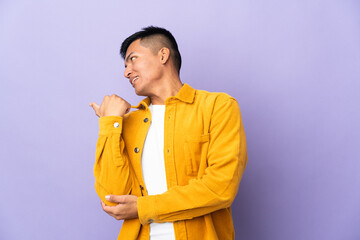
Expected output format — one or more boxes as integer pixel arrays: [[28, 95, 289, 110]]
[[137, 195, 158, 224], [99, 116, 123, 135]]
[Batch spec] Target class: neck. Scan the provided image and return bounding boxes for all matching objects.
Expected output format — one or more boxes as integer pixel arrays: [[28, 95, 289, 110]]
[[149, 73, 183, 105]]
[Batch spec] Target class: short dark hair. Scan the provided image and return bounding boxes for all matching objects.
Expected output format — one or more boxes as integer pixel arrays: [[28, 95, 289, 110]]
[[120, 26, 182, 73]]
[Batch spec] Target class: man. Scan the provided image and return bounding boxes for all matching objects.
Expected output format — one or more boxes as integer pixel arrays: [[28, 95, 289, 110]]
[[89, 26, 247, 240]]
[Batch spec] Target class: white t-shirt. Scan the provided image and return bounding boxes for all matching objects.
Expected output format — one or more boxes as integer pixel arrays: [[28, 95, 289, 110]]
[[141, 103, 175, 240]]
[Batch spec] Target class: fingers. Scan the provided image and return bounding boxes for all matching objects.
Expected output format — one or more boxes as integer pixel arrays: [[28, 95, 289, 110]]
[[101, 200, 112, 213], [105, 195, 126, 204], [101, 201, 117, 219], [101, 200, 124, 220], [101, 200, 106, 209], [89, 102, 100, 117]]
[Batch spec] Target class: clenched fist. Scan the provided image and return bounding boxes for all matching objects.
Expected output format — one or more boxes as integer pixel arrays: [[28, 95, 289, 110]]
[[89, 94, 131, 117]]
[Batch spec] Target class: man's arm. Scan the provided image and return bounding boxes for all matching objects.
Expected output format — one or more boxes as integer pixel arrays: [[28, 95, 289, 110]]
[[90, 95, 134, 206]]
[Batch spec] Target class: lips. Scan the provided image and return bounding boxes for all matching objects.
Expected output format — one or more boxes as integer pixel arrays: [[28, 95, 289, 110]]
[[131, 76, 139, 86]]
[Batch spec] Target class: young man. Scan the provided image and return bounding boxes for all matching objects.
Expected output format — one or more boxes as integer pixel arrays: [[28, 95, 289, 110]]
[[90, 26, 247, 240]]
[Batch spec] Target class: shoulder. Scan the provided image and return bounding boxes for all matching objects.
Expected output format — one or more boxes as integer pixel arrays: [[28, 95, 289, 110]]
[[194, 88, 238, 105]]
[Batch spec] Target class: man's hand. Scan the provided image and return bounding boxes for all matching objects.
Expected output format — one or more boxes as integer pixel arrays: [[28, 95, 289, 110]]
[[101, 195, 138, 220], [89, 95, 131, 117]]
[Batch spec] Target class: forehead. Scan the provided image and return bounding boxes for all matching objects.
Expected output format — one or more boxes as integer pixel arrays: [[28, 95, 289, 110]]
[[126, 39, 141, 54], [125, 39, 151, 58]]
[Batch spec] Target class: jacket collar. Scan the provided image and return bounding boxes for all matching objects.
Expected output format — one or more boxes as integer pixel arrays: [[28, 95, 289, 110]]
[[174, 83, 195, 103], [131, 83, 195, 109]]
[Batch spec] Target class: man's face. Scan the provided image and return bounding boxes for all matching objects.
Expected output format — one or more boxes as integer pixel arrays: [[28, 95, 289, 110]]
[[124, 39, 162, 96]]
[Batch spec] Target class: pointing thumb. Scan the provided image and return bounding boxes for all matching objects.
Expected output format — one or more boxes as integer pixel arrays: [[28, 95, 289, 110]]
[[89, 102, 100, 117]]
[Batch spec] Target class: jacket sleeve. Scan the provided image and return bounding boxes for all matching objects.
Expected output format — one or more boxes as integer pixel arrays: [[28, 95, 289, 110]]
[[137, 97, 247, 224], [93, 116, 133, 206]]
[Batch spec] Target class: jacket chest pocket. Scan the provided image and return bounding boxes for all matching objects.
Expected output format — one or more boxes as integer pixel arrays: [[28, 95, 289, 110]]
[[184, 134, 210, 176]]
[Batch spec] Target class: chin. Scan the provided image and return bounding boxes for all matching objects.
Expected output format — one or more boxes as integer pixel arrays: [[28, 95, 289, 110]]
[[134, 85, 151, 97], [134, 88, 146, 96]]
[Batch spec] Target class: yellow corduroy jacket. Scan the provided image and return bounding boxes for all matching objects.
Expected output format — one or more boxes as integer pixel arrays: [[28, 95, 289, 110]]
[[94, 83, 247, 240]]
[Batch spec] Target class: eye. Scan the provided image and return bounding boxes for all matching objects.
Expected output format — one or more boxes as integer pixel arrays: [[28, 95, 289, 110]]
[[130, 56, 136, 61]]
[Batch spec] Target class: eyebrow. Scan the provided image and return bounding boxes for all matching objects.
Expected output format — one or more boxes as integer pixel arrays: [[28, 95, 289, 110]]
[[125, 52, 135, 63]]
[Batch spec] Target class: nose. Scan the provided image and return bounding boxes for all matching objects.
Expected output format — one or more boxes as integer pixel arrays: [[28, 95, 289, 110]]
[[124, 65, 132, 79]]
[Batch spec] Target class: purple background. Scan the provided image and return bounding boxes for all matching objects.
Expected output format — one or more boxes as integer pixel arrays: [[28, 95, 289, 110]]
[[1, 0, 359, 239]]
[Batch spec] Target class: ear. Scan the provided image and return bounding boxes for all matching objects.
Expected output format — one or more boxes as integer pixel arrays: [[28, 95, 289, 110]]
[[159, 47, 170, 64]]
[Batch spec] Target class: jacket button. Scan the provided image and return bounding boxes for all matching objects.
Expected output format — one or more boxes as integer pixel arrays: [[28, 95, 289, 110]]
[[144, 118, 149, 123], [134, 147, 139, 153]]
